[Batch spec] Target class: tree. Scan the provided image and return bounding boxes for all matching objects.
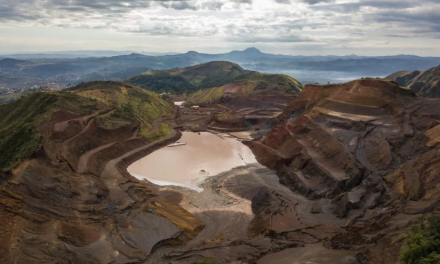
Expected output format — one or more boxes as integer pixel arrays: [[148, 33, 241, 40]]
[[399, 216, 440, 264]]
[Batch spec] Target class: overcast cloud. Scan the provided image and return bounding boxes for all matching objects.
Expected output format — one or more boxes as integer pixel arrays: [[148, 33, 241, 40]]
[[0, 0, 439, 55]]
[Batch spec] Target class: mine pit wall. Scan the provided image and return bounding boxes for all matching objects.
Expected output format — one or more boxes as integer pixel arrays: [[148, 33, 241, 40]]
[[241, 80, 440, 264], [63, 121, 139, 171], [0, 126, 203, 264]]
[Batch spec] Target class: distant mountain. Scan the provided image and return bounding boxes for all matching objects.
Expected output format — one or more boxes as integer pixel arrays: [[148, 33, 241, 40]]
[[0, 50, 181, 60], [0, 58, 31, 68], [2, 48, 440, 92], [387, 64, 440, 97], [127, 61, 303, 95]]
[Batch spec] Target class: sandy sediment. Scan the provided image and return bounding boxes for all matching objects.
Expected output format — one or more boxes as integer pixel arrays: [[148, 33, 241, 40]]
[[144, 163, 348, 263]]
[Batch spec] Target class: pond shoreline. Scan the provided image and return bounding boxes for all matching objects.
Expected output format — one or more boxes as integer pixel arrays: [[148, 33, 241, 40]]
[[127, 131, 258, 191]]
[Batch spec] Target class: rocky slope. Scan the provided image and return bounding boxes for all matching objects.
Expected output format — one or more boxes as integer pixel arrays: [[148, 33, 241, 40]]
[[387, 64, 440, 97], [244, 79, 440, 263], [0, 81, 205, 263], [4, 77, 440, 264]]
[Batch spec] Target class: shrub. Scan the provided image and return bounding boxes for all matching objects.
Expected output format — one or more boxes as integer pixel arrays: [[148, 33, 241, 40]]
[[399, 215, 440, 264]]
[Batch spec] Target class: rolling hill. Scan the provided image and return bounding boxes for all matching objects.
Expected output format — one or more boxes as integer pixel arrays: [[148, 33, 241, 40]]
[[127, 61, 303, 96], [127, 61, 250, 93], [185, 71, 302, 105], [386, 64, 440, 97], [0, 81, 173, 172]]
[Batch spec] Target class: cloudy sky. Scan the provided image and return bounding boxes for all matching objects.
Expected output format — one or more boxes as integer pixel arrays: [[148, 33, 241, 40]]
[[0, 0, 439, 55]]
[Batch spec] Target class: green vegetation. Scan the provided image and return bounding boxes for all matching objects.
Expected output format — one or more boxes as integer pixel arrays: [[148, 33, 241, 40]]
[[144, 122, 170, 142], [399, 215, 440, 264], [127, 72, 195, 93], [385, 67, 440, 98], [0, 92, 28, 105], [72, 81, 173, 131], [0, 81, 173, 172], [386, 71, 414, 80], [0, 92, 99, 171], [186, 86, 226, 105], [128, 61, 251, 94], [185, 72, 302, 105]]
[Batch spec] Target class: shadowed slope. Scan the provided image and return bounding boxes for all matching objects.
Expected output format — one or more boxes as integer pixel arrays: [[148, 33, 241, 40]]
[[387, 64, 440, 98]]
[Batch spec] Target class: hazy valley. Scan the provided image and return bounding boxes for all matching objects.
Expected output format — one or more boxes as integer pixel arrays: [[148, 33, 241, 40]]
[[2, 47, 440, 104]]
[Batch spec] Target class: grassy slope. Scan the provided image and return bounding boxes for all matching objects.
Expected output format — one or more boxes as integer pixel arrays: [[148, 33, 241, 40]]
[[0, 92, 99, 171], [0, 93, 28, 105], [127, 61, 252, 93], [386, 71, 414, 80], [71, 81, 172, 132], [0, 81, 172, 172], [408, 66, 440, 97], [185, 72, 303, 105]]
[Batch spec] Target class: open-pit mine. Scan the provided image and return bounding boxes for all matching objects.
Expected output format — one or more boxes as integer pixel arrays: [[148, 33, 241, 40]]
[[1, 62, 440, 264]]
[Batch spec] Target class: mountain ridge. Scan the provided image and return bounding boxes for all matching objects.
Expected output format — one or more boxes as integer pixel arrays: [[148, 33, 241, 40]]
[[387, 64, 440, 97], [127, 61, 302, 95], [2, 48, 440, 94]]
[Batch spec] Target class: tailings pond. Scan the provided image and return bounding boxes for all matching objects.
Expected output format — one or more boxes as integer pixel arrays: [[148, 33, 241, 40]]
[[128, 132, 257, 190]]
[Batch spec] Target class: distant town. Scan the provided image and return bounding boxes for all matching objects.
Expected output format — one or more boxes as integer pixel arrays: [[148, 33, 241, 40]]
[[0, 82, 70, 95]]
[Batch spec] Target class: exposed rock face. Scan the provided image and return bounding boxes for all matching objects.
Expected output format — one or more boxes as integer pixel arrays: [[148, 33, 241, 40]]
[[245, 79, 440, 262]]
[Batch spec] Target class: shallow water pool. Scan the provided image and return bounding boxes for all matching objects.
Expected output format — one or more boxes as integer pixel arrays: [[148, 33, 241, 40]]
[[128, 132, 257, 191]]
